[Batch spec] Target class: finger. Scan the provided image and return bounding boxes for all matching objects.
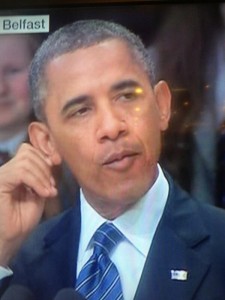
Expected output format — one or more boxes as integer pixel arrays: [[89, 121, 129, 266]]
[[17, 143, 54, 167], [14, 144, 56, 187], [23, 173, 58, 198], [0, 159, 57, 198], [14, 154, 56, 188], [17, 143, 54, 169]]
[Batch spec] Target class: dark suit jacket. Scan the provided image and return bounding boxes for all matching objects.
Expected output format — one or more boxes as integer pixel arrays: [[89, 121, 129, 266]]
[[3, 174, 225, 300]]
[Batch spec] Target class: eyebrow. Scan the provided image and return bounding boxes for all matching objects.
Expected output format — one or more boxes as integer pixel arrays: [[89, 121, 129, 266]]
[[61, 95, 90, 116], [110, 79, 142, 92], [60, 79, 142, 116]]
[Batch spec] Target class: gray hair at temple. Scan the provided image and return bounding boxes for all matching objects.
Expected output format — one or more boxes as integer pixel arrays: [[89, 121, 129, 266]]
[[29, 19, 155, 122]]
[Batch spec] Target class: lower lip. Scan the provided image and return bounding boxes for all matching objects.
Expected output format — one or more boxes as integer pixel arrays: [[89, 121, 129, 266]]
[[104, 155, 138, 171]]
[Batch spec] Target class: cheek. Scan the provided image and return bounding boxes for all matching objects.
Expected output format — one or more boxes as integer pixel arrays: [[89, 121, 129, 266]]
[[131, 109, 162, 159], [64, 145, 98, 187], [53, 130, 96, 174], [11, 73, 30, 101]]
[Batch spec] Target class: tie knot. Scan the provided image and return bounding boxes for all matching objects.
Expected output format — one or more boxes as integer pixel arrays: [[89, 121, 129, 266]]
[[93, 222, 124, 255]]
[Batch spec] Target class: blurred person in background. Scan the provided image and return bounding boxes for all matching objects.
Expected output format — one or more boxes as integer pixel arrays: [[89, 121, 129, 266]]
[[0, 34, 40, 165], [0, 33, 77, 218]]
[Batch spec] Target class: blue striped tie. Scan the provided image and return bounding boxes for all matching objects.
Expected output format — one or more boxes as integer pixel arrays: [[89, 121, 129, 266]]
[[76, 222, 124, 300]]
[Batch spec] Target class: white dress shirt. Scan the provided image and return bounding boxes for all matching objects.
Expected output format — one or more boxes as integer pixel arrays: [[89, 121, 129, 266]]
[[77, 164, 169, 300]]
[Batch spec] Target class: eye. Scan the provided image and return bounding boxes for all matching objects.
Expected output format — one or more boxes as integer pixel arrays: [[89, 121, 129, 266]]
[[67, 106, 91, 118], [5, 67, 23, 76], [118, 92, 138, 102], [76, 107, 90, 115], [117, 87, 144, 102]]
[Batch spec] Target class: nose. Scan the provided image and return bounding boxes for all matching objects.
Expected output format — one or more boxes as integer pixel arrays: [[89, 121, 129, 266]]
[[96, 104, 128, 142]]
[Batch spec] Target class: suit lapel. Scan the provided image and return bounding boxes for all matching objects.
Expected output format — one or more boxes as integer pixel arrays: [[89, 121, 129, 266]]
[[134, 176, 210, 300], [26, 202, 81, 299], [43, 206, 81, 287]]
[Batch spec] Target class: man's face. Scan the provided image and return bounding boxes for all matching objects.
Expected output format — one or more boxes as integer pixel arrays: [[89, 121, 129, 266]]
[[41, 39, 171, 215], [0, 35, 32, 131]]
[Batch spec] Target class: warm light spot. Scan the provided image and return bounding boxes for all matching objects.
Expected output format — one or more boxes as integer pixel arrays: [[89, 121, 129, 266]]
[[135, 87, 143, 94], [134, 107, 141, 112]]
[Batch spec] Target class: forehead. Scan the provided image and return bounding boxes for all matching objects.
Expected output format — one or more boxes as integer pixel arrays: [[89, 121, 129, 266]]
[[42, 39, 152, 122], [50, 39, 132, 65], [45, 39, 147, 88], [0, 35, 33, 62]]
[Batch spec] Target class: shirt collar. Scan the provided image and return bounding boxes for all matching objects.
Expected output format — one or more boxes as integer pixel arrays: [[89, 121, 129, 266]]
[[79, 164, 168, 257]]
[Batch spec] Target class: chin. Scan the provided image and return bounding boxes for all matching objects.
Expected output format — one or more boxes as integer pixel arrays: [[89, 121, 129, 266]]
[[107, 180, 151, 204]]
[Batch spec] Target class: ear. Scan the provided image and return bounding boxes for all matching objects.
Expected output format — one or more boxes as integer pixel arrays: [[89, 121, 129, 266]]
[[28, 121, 62, 166], [154, 80, 171, 131]]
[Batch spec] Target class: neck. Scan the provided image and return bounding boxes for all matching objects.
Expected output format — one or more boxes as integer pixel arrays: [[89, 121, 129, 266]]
[[82, 191, 143, 220], [95, 203, 135, 220]]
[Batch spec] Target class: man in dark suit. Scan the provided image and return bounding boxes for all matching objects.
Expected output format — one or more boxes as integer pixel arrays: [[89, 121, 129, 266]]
[[0, 20, 225, 300]]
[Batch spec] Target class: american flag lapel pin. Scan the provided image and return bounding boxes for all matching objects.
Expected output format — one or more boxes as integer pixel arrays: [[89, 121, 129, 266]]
[[171, 270, 188, 281]]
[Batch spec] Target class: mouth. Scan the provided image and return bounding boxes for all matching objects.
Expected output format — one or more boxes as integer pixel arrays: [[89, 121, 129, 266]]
[[102, 150, 139, 171]]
